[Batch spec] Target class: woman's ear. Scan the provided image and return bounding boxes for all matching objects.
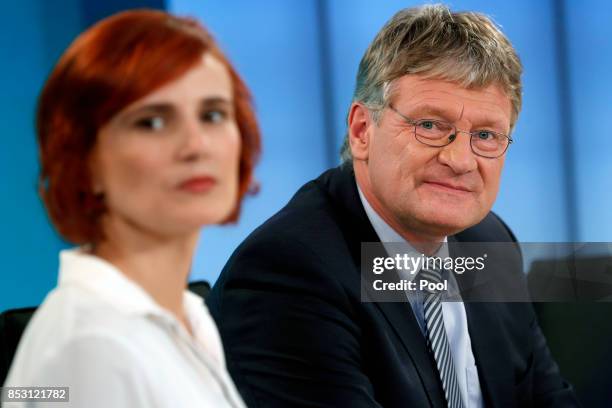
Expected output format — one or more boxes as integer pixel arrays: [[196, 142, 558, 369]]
[[347, 103, 373, 161], [88, 149, 104, 195]]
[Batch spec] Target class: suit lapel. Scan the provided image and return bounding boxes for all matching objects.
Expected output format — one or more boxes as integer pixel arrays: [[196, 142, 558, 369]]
[[322, 166, 446, 406], [373, 300, 447, 406], [462, 302, 514, 407]]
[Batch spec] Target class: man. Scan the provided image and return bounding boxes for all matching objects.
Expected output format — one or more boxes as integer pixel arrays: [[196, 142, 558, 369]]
[[208, 5, 579, 407]]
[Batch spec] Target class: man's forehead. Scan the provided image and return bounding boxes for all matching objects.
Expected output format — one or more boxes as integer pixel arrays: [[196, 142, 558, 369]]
[[390, 75, 512, 124], [393, 74, 506, 93]]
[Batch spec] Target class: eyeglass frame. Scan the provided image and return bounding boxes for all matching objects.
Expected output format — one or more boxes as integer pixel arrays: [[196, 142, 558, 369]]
[[386, 104, 513, 159]]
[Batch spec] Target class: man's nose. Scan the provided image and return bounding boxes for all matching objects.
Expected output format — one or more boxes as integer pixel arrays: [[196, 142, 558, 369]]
[[437, 131, 478, 174]]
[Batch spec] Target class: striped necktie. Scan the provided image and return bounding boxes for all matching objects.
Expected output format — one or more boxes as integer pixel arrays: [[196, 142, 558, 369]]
[[419, 266, 464, 408]]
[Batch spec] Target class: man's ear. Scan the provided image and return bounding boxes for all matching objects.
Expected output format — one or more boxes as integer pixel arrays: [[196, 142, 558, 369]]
[[348, 103, 373, 161]]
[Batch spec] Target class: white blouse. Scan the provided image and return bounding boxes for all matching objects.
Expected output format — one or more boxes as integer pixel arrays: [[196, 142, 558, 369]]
[[3, 248, 245, 408]]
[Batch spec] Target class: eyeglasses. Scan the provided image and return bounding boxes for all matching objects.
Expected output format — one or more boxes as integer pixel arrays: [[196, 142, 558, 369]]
[[388, 105, 513, 159]]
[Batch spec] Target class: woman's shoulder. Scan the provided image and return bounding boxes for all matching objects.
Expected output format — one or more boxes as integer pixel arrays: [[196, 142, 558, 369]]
[[4, 323, 159, 406], [28, 283, 142, 340], [5, 288, 241, 407], [4, 286, 150, 382]]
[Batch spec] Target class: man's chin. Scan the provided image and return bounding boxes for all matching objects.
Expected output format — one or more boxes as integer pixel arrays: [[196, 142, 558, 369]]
[[413, 208, 484, 237]]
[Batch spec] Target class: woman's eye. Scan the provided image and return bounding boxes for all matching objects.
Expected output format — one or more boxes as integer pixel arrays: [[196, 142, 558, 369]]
[[201, 109, 227, 124], [134, 116, 165, 131]]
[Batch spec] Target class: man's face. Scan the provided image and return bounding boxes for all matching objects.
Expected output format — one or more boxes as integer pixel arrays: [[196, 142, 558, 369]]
[[351, 75, 513, 240]]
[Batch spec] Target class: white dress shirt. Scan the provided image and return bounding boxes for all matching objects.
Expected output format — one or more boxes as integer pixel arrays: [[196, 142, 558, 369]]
[[3, 248, 245, 408], [358, 188, 484, 408]]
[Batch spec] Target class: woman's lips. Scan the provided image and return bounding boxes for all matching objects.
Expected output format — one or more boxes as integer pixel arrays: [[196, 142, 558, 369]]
[[178, 176, 217, 193]]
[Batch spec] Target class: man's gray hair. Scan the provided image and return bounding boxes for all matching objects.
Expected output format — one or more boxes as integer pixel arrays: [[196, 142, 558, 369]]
[[340, 4, 523, 163]]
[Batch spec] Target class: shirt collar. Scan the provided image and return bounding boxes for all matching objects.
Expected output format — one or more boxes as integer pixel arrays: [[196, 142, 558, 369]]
[[58, 248, 203, 321], [58, 248, 227, 366]]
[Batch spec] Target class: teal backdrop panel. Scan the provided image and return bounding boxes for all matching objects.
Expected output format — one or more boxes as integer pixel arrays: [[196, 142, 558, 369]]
[[565, 0, 612, 242], [0, 0, 165, 311], [168, 0, 331, 283], [0, 0, 81, 311]]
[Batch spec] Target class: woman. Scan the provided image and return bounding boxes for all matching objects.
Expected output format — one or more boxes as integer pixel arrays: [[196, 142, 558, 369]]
[[4, 9, 259, 407]]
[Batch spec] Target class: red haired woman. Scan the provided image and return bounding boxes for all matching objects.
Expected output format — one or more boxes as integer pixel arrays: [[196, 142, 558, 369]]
[[4, 9, 259, 407]]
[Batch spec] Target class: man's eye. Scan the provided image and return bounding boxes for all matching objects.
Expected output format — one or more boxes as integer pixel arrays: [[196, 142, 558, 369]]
[[476, 130, 494, 140], [134, 116, 165, 131], [201, 110, 227, 124], [419, 121, 435, 130]]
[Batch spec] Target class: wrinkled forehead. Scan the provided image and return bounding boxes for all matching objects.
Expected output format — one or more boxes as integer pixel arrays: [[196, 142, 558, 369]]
[[387, 75, 513, 129]]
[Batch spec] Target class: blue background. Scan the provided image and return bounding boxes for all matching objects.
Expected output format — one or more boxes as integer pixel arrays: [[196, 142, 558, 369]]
[[2, 0, 611, 310]]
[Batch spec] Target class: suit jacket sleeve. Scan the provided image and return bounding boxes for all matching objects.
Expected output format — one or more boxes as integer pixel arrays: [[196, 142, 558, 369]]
[[529, 317, 579, 406], [209, 235, 384, 408], [491, 213, 580, 407]]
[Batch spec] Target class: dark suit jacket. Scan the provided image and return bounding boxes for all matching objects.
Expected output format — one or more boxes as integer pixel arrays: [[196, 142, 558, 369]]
[[208, 166, 579, 407]]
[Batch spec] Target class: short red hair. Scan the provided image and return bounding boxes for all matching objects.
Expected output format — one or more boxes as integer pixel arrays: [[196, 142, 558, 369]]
[[37, 9, 260, 244]]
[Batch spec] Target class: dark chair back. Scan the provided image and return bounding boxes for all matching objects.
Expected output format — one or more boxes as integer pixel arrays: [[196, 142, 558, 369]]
[[528, 256, 612, 407], [0, 307, 37, 385]]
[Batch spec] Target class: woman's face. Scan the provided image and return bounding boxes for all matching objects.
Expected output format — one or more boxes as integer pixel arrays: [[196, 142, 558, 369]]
[[91, 53, 241, 238]]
